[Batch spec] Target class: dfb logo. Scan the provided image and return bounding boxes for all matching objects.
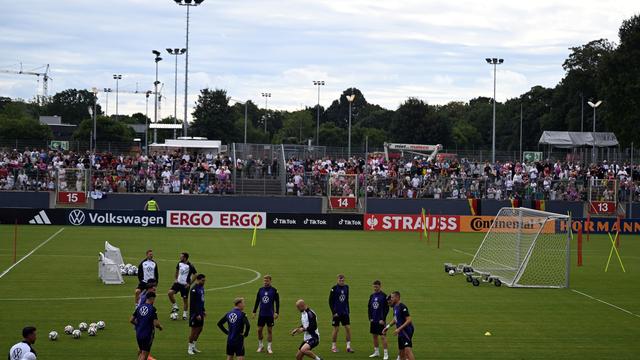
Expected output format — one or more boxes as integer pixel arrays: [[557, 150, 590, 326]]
[[366, 215, 378, 230], [262, 295, 270, 304], [68, 209, 86, 226]]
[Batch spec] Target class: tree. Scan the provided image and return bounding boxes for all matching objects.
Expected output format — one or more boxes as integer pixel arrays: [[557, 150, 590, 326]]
[[190, 88, 238, 143], [0, 114, 52, 140], [73, 116, 136, 143], [272, 110, 314, 144], [44, 89, 101, 125], [390, 98, 451, 145]]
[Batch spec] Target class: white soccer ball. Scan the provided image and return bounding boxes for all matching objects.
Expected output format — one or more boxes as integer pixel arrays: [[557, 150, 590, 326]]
[[132, 267, 138, 275], [448, 269, 456, 276], [170, 312, 179, 320], [88, 327, 97, 336], [89, 322, 97, 329], [127, 268, 135, 276], [96, 320, 105, 330], [48, 330, 58, 341], [78, 322, 88, 331], [72, 329, 81, 339], [64, 325, 74, 334]]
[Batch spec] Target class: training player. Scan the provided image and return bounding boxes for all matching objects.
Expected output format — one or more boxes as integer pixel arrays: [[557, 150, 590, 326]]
[[169, 252, 197, 320], [130, 292, 163, 360], [135, 249, 159, 306], [188, 274, 206, 355], [383, 291, 415, 360], [291, 299, 323, 360], [328, 274, 353, 353], [368, 280, 390, 359], [8, 326, 37, 360], [217, 297, 251, 360], [252, 274, 280, 354]]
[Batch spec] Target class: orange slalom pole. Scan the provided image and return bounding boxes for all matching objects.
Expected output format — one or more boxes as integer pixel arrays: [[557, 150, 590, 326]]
[[577, 227, 583, 267]]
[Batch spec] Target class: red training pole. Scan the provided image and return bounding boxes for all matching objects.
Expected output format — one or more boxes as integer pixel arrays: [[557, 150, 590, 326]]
[[427, 211, 431, 244], [615, 216, 621, 248], [586, 213, 590, 242], [437, 215, 441, 249], [13, 219, 17, 264], [577, 227, 583, 267]]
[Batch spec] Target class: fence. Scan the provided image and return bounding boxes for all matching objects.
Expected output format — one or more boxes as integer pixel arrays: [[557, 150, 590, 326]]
[[0, 139, 139, 154]]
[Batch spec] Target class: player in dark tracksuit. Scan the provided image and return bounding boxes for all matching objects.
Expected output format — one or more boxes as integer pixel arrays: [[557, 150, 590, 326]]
[[188, 274, 206, 355], [252, 275, 280, 353], [130, 292, 163, 360], [329, 274, 353, 353], [368, 280, 390, 359], [383, 291, 415, 360], [218, 298, 251, 360]]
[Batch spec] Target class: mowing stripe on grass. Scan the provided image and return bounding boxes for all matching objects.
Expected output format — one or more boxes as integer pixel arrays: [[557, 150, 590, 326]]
[[0, 227, 65, 280], [571, 289, 640, 319]]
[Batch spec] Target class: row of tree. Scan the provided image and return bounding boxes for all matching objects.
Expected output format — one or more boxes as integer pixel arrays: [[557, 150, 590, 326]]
[[1, 15, 638, 149]]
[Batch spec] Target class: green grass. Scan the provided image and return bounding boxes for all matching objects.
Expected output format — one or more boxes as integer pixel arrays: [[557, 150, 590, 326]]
[[0, 226, 639, 359]]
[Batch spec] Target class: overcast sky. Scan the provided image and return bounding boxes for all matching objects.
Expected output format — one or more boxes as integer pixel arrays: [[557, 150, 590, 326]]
[[0, 0, 637, 120]]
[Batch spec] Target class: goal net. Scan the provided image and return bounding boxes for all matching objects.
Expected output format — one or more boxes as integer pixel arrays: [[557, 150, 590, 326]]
[[104, 241, 124, 266], [470, 207, 571, 288], [98, 252, 124, 285]]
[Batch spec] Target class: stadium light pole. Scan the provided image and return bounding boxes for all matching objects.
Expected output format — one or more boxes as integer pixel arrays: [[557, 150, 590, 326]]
[[313, 80, 325, 146], [91, 87, 98, 153], [588, 100, 602, 163], [485, 58, 503, 164], [113, 74, 122, 121], [346, 93, 356, 159], [145, 90, 152, 154], [174, 0, 205, 137], [103, 88, 112, 116], [262, 93, 271, 133], [231, 98, 249, 144], [152, 50, 163, 144], [166, 48, 186, 139]]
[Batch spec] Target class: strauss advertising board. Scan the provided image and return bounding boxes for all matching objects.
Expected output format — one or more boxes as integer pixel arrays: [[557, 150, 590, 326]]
[[363, 214, 460, 232]]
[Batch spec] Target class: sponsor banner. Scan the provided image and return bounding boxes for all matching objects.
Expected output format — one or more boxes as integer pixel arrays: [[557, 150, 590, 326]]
[[364, 214, 460, 232], [0, 208, 165, 227], [561, 218, 640, 234], [459, 216, 555, 234], [267, 213, 363, 230], [167, 210, 266, 229]]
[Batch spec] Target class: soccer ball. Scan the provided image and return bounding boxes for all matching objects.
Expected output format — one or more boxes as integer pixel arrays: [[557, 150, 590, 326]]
[[72, 329, 81, 339], [170, 312, 179, 320], [127, 268, 135, 276], [64, 325, 74, 334], [48, 331, 58, 341], [78, 322, 88, 331], [448, 269, 456, 276], [89, 322, 97, 329], [88, 327, 97, 336], [132, 267, 138, 275], [96, 320, 105, 330]]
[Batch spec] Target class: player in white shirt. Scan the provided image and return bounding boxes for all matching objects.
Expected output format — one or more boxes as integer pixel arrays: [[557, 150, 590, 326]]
[[8, 326, 37, 360], [291, 300, 323, 360], [168, 252, 197, 320], [135, 250, 159, 306]]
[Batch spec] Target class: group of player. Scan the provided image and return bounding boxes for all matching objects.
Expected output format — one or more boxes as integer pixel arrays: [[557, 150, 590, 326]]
[[130, 250, 416, 360]]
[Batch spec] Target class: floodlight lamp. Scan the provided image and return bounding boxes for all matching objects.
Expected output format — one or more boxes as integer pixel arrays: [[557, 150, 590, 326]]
[[152, 50, 161, 56], [498, 59, 504, 64], [485, 58, 491, 63], [180, 48, 187, 54], [166, 48, 173, 54], [195, 0, 205, 4]]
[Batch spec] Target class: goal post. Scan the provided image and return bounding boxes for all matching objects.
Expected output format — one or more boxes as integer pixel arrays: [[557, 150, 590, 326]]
[[470, 207, 571, 288]]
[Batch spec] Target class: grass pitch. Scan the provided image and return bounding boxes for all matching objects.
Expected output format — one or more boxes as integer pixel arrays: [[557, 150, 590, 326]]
[[0, 226, 639, 359]]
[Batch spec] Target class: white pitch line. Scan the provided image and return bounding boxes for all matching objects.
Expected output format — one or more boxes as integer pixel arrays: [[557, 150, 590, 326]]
[[0, 259, 261, 301], [571, 289, 640, 319], [0, 228, 65, 280], [452, 248, 475, 257]]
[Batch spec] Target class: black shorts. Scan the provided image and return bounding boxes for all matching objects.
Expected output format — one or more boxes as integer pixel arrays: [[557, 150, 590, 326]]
[[170, 283, 189, 298], [257, 315, 275, 327], [398, 334, 413, 349], [332, 314, 350, 327], [137, 336, 154, 352], [189, 314, 204, 328], [136, 282, 148, 291], [299, 337, 319, 350], [370, 321, 385, 335], [226, 341, 245, 356]]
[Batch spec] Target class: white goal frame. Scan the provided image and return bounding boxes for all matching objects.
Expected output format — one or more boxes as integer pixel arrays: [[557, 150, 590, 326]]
[[470, 207, 571, 288]]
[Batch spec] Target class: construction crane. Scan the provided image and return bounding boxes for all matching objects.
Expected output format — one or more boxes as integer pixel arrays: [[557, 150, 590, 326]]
[[0, 63, 51, 104]]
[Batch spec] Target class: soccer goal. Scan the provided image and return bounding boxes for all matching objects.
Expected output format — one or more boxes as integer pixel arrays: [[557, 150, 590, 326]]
[[104, 241, 124, 266], [98, 252, 124, 285], [469, 207, 571, 288]]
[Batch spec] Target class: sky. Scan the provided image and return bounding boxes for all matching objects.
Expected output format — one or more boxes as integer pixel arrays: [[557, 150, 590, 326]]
[[0, 0, 637, 121]]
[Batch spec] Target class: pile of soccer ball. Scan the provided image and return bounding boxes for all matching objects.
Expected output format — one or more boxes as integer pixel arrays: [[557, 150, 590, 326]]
[[49, 321, 105, 341], [119, 263, 138, 276]]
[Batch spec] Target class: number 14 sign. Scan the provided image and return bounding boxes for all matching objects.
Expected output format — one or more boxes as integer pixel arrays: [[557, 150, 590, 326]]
[[329, 197, 356, 209]]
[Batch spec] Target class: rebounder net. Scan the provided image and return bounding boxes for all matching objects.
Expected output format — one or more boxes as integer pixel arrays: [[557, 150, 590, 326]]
[[470, 207, 571, 288]]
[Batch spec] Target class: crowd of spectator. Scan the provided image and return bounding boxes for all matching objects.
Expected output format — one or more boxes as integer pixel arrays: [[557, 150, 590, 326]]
[[1, 147, 638, 202]]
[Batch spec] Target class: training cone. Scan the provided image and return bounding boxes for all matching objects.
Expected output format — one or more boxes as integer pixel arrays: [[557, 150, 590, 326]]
[[484, 331, 492, 336]]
